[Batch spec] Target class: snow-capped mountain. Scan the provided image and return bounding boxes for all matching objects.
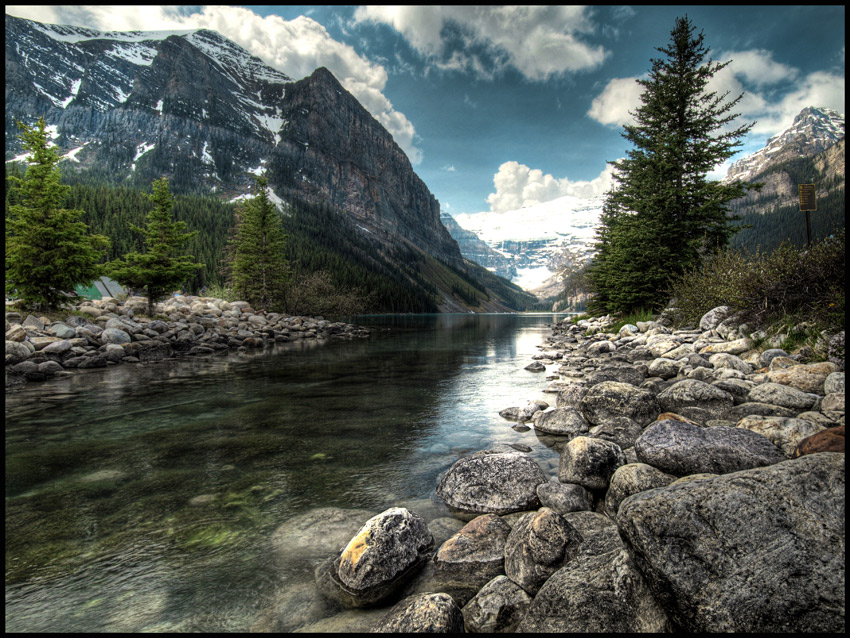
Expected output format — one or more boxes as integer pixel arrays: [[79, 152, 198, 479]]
[[451, 194, 604, 292], [724, 107, 845, 184], [723, 106, 845, 222], [5, 14, 465, 271]]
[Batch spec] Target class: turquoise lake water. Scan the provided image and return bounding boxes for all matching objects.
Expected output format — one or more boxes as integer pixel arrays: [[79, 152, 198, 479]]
[[5, 313, 569, 631]]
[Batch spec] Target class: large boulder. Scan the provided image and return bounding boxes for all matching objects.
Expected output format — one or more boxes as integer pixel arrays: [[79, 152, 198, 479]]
[[579, 381, 660, 427], [558, 436, 627, 490], [503, 507, 584, 595], [533, 407, 590, 437], [634, 419, 786, 476], [699, 305, 733, 331], [767, 361, 839, 395], [536, 480, 593, 515], [605, 463, 676, 519], [617, 453, 845, 632], [747, 382, 819, 411], [518, 547, 671, 632], [656, 379, 735, 423], [374, 593, 463, 633], [461, 575, 532, 633], [735, 415, 825, 458], [433, 514, 511, 590], [316, 507, 433, 608], [436, 452, 546, 520]]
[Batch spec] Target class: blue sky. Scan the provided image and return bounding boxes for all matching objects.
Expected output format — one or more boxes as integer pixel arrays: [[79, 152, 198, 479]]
[[6, 5, 846, 216]]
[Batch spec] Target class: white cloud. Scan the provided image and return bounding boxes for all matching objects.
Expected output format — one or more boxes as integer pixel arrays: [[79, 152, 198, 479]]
[[486, 161, 616, 213], [353, 5, 608, 81], [711, 50, 845, 139], [5, 5, 424, 164], [587, 76, 643, 127], [589, 48, 845, 144]]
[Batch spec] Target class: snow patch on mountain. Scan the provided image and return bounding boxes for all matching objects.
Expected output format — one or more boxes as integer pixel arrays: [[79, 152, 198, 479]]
[[452, 194, 603, 291], [725, 107, 845, 183]]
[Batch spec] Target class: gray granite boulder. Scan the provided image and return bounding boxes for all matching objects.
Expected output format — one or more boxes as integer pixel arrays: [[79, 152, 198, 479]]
[[533, 407, 590, 437], [657, 379, 734, 423], [634, 419, 786, 476], [824, 372, 845, 394], [617, 453, 845, 632], [503, 507, 584, 595], [461, 575, 532, 633], [699, 305, 733, 331], [374, 593, 463, 633], [518, 547, 671, 632], [605, 463, 677, 518], [436, 452, 546, 520], [558, 436, 626, 490], [580, 381, 660, 427], [588, 416, 644, 450], [747, 382, 819, 411], [536, 480, 593, 515], [433, 514, 510, 590], [317, 507, 433, 608], [735, 415, 826, 458]]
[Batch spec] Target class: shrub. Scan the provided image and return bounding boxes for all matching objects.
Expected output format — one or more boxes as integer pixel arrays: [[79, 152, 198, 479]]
[[669, 229, 845, 332]]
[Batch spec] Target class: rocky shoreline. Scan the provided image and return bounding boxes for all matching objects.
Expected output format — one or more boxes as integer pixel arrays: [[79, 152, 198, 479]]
[[5, 295, 372, 386], [263, 306, 844, 633]]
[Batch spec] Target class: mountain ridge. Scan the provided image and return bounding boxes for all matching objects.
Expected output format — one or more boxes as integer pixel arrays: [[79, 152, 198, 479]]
[[6, 15, 537, 311]]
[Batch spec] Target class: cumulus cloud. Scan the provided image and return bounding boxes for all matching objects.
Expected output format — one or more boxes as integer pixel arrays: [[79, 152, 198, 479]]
[[353, 5, 608, 81], [5, 5, 424, 164], [486, 161, 616, 213], [588, 48, 845, 142], [587, 76, 644, 127]]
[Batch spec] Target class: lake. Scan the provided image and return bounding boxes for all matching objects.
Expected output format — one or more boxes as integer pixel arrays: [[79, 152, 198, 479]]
[[5, 313, 569, 632]]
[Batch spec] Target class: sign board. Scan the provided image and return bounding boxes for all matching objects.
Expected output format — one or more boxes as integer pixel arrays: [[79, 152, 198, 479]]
[[798, 183, 817, 211]]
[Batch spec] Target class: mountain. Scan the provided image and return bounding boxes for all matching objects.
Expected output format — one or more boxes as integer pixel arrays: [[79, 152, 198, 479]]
[[724, 107, 844, 186], [449, 194, 603, 294], [723, 106, 845, 251], [5, 15, 532, 311]]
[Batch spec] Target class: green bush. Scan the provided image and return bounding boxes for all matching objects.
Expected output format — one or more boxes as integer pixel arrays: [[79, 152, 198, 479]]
[[669, 229, 845, 332]]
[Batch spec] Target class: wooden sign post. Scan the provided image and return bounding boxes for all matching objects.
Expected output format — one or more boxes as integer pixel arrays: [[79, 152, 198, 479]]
[[798, 183, 816, 246]]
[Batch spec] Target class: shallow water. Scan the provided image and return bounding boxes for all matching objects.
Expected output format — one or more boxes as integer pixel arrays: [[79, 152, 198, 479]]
[[5, 313, 569, 632]]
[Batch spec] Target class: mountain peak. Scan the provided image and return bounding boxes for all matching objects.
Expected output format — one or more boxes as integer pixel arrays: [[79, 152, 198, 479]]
[[725, 106, 845, 183]]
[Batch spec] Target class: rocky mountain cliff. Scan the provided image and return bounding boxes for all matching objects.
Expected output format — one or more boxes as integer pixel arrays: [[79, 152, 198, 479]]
[[724, 107, 845, 217], [6, 15, 497, 307]]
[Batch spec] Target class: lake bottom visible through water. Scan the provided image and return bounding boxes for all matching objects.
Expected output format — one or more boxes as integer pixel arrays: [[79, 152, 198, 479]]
[[5, 313, 570, 632]]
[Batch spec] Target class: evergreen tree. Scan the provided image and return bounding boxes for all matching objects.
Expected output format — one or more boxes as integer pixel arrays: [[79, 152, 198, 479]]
[[105, 177, 202, 316], [228, 175, 291, 311], [5, 118, 109, 310], [588, 16, 756, 315]]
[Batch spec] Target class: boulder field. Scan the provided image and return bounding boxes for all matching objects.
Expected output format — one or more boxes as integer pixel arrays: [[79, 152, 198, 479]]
[[277, 306, 843, 632], [5, 294, 371, 384]]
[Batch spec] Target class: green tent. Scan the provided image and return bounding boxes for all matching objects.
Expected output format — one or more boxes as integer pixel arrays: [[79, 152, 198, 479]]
[[74, 276, 127, 300]]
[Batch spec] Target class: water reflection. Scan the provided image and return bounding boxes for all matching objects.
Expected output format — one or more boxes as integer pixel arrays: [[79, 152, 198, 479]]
[[5, 314, 566, 632]]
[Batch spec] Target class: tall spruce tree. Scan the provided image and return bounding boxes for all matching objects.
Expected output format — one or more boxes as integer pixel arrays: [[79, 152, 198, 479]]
[[588, 16, 756, 314], [229, 175, 290, 311], [105, 177, 202, 316], [5, 118, 109, 310]]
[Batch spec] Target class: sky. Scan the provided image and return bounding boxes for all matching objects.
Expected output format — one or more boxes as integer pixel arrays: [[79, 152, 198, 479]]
[[5, 5, 846, 218]]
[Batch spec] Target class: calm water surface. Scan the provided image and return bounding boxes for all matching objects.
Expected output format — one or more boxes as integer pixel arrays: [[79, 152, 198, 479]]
[[6, 313, 569, 632]]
